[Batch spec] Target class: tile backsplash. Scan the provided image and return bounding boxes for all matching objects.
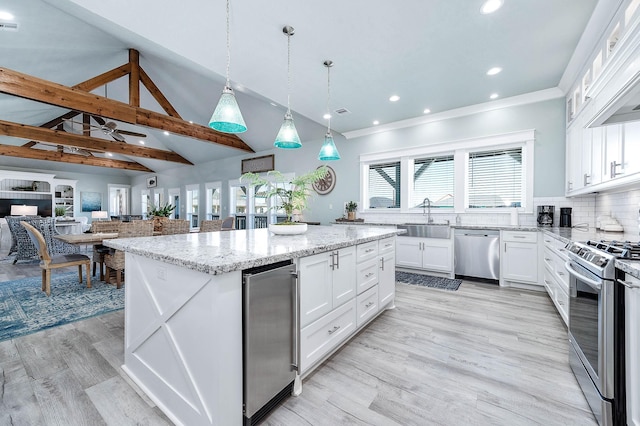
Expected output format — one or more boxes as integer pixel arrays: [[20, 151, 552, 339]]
[[358, 187, 640, 236]]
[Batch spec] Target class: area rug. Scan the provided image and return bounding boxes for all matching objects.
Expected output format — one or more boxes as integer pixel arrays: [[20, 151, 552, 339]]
[[396, 271, 462, 291], [0, 272, 124, 342]]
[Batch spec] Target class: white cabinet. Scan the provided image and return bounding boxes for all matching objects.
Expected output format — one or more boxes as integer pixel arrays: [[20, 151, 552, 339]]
[[396, 236, 452, 274], [378, 237, 396, 308], [299, 298, 357, 373], [298, 246, 356, 328], [501, 231, 539, 286], [541, 234, 569, 325], [356, 286, 379, 328]]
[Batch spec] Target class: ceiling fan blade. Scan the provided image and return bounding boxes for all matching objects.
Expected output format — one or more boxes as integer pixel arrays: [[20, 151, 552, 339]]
[[91, 115, 106, 126], [61, 118, 101, 130], [111, 132, 126, 142], [117, 130, 147, 138]]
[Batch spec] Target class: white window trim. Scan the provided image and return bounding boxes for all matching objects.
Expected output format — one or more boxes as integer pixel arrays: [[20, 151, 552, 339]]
[[167, 188, 180, 219], [360, 129, 535, 214], [185, 183, 200, 228], [205, 181, 222, 220]]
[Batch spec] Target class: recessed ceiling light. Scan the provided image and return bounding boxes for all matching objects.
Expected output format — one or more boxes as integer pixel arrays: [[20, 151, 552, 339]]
[[270, 102, 278, 107], [163, 131, 169, 136], [323, 113, 331, 120], [480, 0, 503, 14], [188, 120, 193, 124], [106, 152, 113, 157], [490, 93, 499, 99], [423, 108, 431, 114], [0, 11, 15, 20], [389, 95, 400, 102], [139, 140, 145, 144], [373, 120, 380, 125], [487, 67, 502, 76]]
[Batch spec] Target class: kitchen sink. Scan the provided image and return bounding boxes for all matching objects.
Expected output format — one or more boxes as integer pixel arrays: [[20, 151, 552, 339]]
[[396, 223, 451, 239]]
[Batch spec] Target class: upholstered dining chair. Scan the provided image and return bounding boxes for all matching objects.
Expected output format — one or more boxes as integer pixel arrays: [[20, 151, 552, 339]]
[[104, 221, 153, 288], [200, 219, 223, 232], [220, 216, 235, 231], [20, 221, 91, 297]]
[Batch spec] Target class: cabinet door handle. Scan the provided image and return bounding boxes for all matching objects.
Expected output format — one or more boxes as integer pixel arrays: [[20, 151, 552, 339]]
[[384, 243, 393, 248], [336, 251, 340, 269], [327, 325, 340, 334], [558, 271, 565, 276], [583, 173, 591, 186], [380, 256, 385, 271], [504, 243, 507, 253], [365, 272, 374, 278]]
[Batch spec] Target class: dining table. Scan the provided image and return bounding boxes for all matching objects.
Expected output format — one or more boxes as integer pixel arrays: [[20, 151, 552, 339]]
[[54, 232, 119, 245]]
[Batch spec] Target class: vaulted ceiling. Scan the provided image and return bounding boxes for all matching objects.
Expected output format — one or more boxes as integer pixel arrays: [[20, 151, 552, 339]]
[[0, 0, 602, 176]]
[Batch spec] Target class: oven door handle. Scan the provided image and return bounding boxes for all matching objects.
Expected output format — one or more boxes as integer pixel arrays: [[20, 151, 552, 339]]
[[564, 261, 602, 291]]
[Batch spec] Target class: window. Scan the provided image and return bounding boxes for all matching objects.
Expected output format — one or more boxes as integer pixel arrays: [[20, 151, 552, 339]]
[[368, 162, 400, 208], [412, 155, 454, 208], [185, 184, 199, 228], [140, 190, 150, 218], [168, 188, 180, 219], [205, 182, 221, 220], [467, 148, 522, 208]]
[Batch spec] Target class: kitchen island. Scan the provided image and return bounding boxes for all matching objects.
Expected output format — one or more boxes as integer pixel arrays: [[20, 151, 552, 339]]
[[103, 225, 401, 426]]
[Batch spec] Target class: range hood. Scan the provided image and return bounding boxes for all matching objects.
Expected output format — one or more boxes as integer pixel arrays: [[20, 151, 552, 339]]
[[588, 70, 640, 127]]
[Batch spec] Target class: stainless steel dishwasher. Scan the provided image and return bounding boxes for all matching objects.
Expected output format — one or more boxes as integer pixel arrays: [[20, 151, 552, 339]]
[[243, 260, 298, 426], [454, 229, 500, 281]]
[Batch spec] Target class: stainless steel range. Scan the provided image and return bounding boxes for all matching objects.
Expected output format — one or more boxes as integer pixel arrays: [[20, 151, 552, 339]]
[[565, 240, 636, 426]]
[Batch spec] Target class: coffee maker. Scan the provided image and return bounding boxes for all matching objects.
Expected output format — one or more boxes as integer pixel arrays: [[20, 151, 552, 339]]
[[560, 207, 572, 228], [537, 205, 554, 226]]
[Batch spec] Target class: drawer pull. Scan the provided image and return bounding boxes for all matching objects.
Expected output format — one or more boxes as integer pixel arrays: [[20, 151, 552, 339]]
[[544, 257, 551, 261], [327, 325, 341, 335], [365, 302, 374, 308], [557, 271, 565, 276], [558, 300, 565, 306], [365, 248, 375, 253], [513, 235, 526, 239], [365, 272, 375, 278]]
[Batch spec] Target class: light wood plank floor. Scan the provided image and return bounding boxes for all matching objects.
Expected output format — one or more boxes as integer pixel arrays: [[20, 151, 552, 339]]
[[0, 251, 596, 425]]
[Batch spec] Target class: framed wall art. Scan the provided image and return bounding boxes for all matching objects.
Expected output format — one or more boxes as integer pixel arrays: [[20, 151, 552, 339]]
[[241, 155, 275, 174], [147, 176, 158, 188], [81, 191, 102, 212]]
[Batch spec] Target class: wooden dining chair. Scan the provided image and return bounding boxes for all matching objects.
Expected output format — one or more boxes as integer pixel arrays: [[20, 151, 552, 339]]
[[20, 221, 91, 296]]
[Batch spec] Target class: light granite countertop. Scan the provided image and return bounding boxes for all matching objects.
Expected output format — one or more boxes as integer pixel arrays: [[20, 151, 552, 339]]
[[103, 225, 403, 275]]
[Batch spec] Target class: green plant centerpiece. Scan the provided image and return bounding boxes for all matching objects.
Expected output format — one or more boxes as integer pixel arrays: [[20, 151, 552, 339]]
[[148, 202, 176, 217], [148, 202, 176, 232], [241, 166, 329, 234]]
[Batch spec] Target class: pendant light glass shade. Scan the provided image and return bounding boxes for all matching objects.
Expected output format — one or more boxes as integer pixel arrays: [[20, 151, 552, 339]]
[[318, 131, 340, 160], [318, 60, 340, 160], [274, 112, 302, 149], [274, 26, 301, 149], [209, 86, 247, 133], [209, 0, 247, 134]]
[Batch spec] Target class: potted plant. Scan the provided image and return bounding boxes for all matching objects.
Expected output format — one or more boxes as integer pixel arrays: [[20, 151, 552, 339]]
[[55, 206, 66, 218], [241, 166, 329, 234], [346, 201, 358, 220], [148, 202, 176, 232]]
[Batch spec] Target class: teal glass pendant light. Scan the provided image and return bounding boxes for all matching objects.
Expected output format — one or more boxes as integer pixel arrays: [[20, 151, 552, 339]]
[[209, 0, 247, 133], [318, 60, 340, 161], [274, 26, 302, 149]]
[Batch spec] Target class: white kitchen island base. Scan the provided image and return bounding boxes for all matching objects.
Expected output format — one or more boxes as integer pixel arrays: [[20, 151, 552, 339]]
[[123, 253, 243, 426]]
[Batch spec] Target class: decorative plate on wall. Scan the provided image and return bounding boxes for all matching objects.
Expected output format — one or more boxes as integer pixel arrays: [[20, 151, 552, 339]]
[[313, 166, 336, 195]]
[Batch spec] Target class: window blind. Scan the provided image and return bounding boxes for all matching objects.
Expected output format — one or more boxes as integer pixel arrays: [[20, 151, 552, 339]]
[[468, 148, 522, 208], [413, 155, 454, 208], [368, 162, 400, 208]]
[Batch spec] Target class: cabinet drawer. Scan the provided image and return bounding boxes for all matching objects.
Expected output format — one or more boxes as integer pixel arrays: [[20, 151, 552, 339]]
[[378, 237, 395, 254], [356, 241, 378, 263], [300, 299, 357, 373], [503, 231, 537, 243], [356, 258, 379, 294], [356, 285, 379, 328]]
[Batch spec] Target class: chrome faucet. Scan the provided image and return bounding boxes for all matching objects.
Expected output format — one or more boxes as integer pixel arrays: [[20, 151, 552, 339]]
[[423, 197, 433, 223]]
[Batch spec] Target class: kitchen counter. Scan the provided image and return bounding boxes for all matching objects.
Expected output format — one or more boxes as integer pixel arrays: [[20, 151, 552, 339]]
[[104, 225, 403, 275]]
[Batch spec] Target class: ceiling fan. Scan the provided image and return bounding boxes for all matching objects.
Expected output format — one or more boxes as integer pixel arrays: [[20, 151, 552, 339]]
[[63, 116, 147, 142]]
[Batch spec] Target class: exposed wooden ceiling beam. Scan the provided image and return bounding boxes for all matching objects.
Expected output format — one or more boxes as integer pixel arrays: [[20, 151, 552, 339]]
[[139, 66, 181, 118], [129, 49, 140, 107], [0, 67, 254, 152], [73, 63, 131, 92], [0, 144, 153, 172], [0, 120, 193, 165]]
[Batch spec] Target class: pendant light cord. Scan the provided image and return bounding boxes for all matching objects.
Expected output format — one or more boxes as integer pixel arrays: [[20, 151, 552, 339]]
[[326, 64, 331, 133], [225, 0, 231, 87], [286, 31, 292, 115]]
